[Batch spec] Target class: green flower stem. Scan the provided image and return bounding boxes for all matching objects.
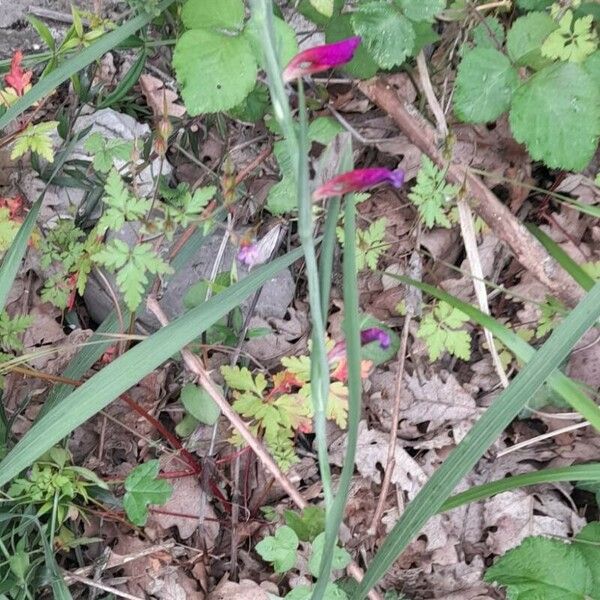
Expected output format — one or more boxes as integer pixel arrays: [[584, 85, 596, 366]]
[[249, 0, 333, 508]]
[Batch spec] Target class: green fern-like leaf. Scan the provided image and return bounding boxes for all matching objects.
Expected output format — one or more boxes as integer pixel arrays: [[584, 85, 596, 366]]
[[0, 312, 33, 352], [93, 240, 171, 311], [408, 157, 459, 228], [417, 301, 471, 361], [84, 132, 134, 173], [11, 121, 58, 162], [541, 10, 598, 63]]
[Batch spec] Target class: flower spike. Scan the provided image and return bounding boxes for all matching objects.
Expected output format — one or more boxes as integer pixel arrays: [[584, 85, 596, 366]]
[[313, 167, 405, 200], [282, 37, 361, 82]]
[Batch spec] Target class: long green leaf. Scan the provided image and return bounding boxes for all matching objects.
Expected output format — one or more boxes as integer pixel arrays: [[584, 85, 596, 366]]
[[353, 282, 600, 599], [440, 463, 600, 512], [0, 0, 175, 131], [526, 223, 595, 291], [0, 249, 302, 487], [314, 145, 356, 599], [387, 274, 600, 431]]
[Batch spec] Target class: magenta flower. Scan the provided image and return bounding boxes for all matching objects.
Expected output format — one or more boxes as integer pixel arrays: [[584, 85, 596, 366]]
[[283, 37, 361, 82], [237, 241, 260, 269], [360, 327, 391, 349], [313, 168, 405, 200]]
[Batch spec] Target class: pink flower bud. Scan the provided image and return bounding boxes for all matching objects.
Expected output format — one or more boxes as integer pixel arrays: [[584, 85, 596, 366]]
[[360, 327, 391, 349], [283, 37, 361, 82], [237, 241, 260, 269], [313, 168, 405, 200]]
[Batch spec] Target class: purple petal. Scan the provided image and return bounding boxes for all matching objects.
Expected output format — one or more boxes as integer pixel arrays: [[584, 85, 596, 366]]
[[360, 327, 391, 350], [313, 168, 405, 200], [283, 37, 361, 82], [237, 242, 260, 268]]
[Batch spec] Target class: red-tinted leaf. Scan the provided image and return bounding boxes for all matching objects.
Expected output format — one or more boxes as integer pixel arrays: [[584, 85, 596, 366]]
[[4, 51, 32, 96]]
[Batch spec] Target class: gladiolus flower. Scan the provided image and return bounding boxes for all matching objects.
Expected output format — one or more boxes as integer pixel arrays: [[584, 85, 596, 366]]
[[283, 36, 361, 82], [360, 327, 391, 349], [313, 167, 405, 200], [237, 240, 260, 268]]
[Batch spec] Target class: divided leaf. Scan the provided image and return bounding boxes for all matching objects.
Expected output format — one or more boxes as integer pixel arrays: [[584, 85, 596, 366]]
[[541, 11, 598, 63], [509, 62, 600, 170], [255, 525, 299, 573], [351, 2, 415, 69], [11, 121, 58, 163], [308, 532, 351, 577], [123, 460, 172, 526], [84, 132, 134, 173], [454, 47, 519, 123]]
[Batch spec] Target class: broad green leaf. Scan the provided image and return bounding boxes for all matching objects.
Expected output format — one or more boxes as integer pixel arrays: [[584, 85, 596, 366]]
[[454, 48, 519, 123], [228, 83, 270, 122], [298, 0, 343, 26], [325, 14, 379, 79], [180, 383, 221, 426], [245, 15, 299, 71], [507, 12, 557, 70], [173, 30, 257, 114], [181, 0, 245, 31], [309, 532, 351, 577], [308, 117, 344, 146], [472, 16, 505, 49], [516, 0, 553, 9], [123, 460, 172, 526], [575, 522, 600, 589], [509, 62, 600, 170], [310, 0, 334, 18], [286, 583, 348, 600], [395, 0, 446, 23], [352, 277, 600, 598], [484, 536, 596, 599], [267, 177, 296, 214], [583, 50, 600, 88], [541, 11, 598, 63], [255, 525, 299, 573], [411, 21, 441, 55], [84, 133, 133, 173], [284, 506, 326, 542], [351, 2, 415, 69]]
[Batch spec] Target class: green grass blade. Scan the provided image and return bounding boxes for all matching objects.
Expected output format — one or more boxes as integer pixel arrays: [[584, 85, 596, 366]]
[[526, 224, 595, 291], [440, 463, 600, 512], [353, 282, 600, 599], [314, 152, 357, 599], [0, 248, 302, 487], [0, 0, 175, 131], [387, 274, 600, 431]]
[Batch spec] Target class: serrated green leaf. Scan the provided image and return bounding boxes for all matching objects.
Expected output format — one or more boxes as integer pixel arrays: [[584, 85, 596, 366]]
[[575, 522, 600, 590], [173, 30, 257, 115], [507, 12, 557, 69], [517, 0, 553, 10], [472, 16, 505, 49], [541, 11, 598, 63], [11, 121, 58, 163], [509, 62, 600, 170], [352, 3, 415, 69], [395, 0, 446, 23], [298, 0, 343, 25], [417, 302, 472, 361], [284, 506, 326, 542], [255, 525, 299, 573], [123, 460, 172, 526], [280, 355, 311, 382], [221, 365, 267, 395], [180, 382, 221, 425], [484, 536, 596, 599], [267, 177, 296, 214], [181, 0, 244, 31], [84, 133, 134, 173], [0, 208, 21, 253], [583, 51, 600, 88], [309, 532, 351, 577], [325, 14, 379, 79], [285, 583, 348, 600], [454, 47, 519, 123], [228, 83, 270, 122]]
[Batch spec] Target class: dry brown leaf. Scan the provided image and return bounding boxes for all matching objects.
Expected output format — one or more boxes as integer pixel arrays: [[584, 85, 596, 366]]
[[139, 74, 186, 119], [207, 579, 272, 600]]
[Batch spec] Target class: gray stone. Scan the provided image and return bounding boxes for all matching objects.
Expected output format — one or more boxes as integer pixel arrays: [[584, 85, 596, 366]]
[[84, 227, 296, 331]]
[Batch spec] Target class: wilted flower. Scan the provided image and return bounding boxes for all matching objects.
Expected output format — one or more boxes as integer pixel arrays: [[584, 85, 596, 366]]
[[360, 327, 391, 349], [237, 240, 260, 268], [283, 36, 361, 82], [313, 167, 405, 200]]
